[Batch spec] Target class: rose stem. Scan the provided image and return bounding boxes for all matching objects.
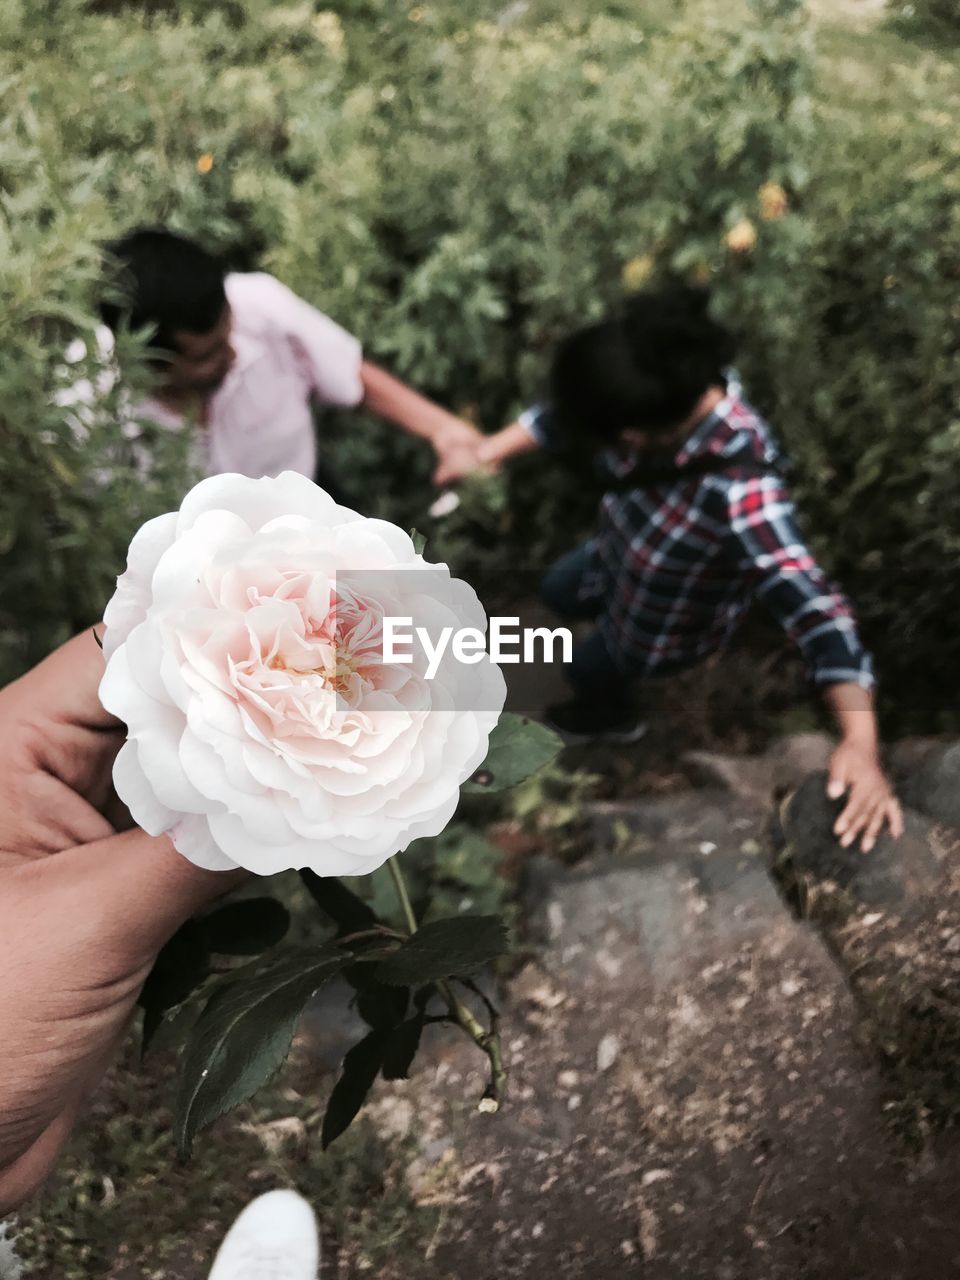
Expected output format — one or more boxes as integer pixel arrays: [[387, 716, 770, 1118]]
[[387, 856, 420, 936], [386, 855, 506, 1108]]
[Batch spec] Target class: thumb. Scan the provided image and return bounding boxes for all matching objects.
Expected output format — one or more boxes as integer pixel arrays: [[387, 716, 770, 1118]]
[[23, 827, 249, 969]]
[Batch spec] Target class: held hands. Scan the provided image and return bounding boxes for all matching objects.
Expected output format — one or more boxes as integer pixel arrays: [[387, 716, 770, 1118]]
[[432, 420, 539, 486], [431, 416, 491, 487], [826, 738, 904, 854]]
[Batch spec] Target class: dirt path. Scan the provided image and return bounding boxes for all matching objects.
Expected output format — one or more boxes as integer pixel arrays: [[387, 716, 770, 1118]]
[[13, 744, 960, 1279], [360, 780, 960, 1279]]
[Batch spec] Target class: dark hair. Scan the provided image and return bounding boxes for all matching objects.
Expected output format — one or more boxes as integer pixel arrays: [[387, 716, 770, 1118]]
[[100, 227, 227, 355], [548, 285, 738, 444]]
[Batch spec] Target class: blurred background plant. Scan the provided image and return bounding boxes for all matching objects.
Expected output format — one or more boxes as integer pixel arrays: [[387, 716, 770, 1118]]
[[1, 0, 958, 731]]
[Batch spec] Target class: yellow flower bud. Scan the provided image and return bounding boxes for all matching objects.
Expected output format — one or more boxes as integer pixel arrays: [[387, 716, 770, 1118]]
[[621, 253, 655, 291], [725, 218, 758, 255], [196, 153, 215, 175], [759, 181, 789, 221]]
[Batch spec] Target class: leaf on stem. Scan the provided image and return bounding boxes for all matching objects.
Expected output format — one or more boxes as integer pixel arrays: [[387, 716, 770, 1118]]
[[139, 920, 210, 1057], [198, 897, 290, 956], [299, 869, 379, 933], [322, 1027, 392, 1148], [463, 713, 562, 793], [374, 915, 508, 986], [175, 945, 349, 1160], [350, 971, 410, 1030], [381, 1016, 426, 1081]]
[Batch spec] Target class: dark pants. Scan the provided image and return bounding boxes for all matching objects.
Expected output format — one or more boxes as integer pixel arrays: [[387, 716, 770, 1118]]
[[540, 543, 635, 715]]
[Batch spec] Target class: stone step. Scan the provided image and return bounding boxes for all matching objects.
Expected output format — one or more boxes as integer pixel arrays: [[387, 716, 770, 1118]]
[[421, 792, 960, 1279], [773, 768, 960, 1128]]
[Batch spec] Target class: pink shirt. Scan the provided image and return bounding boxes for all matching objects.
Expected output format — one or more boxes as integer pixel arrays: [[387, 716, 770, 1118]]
[[142, 273, 364, 478], [62, 272, 364, 480]]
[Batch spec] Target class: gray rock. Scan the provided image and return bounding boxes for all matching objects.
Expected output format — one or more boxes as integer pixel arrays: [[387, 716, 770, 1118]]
[[894, 743, 960, 831], [776, 771, 944, 909], [524, 793, 790, 986], [683, 733, 834, 809]]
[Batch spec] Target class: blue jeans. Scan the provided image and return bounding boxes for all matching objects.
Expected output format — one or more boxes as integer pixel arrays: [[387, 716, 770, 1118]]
[[540, 543, 632, 709]]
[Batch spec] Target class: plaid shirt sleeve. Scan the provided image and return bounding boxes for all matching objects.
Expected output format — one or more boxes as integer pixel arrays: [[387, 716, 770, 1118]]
[[517, 403, 557, 448], [722, 476, 875, 689]]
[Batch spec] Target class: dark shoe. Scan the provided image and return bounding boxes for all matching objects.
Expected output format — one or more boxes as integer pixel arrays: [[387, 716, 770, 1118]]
[[545, 698, 648, 745]]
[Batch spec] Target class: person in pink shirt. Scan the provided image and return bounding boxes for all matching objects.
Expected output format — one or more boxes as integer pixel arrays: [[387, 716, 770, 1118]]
[[95, 227, 481, 495]]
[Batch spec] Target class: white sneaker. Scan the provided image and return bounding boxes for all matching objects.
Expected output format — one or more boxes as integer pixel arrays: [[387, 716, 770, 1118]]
[[207, 1189, 319, 1280], [0, 1219, 24, 1280]]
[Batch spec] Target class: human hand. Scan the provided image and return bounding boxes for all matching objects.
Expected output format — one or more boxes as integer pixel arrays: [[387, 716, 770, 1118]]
[[827, 739, 904, 854], [431, 417, 490, 486], [0, 631, 244, 1212]]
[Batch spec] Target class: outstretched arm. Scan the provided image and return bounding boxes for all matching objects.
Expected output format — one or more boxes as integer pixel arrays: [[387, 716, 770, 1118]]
[[359, 362, 485, 486], [722, 476, 902, 852], [476, 403, 550, 471]]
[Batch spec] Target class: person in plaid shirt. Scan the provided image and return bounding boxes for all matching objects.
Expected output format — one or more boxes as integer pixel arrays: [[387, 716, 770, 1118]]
[[473, 285, 901, 853]]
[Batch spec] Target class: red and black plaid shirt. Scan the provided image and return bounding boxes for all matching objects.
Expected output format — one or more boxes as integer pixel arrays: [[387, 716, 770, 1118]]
[[521, 376, 874, 688]]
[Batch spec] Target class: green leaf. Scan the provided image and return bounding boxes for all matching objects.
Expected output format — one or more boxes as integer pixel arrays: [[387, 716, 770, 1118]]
[[175, 946, 349, 1160], [139, 920, 210, 1057], [381, 1016, 425, 1081], [198, 898, 290, 956], [374, 915, 508, 986], [300, 870, 379, 934], [322, 1028, 391, 1148], [462, 713, 562, 793], [349, 969, 410, 1030], [409, 527, 427, 555]]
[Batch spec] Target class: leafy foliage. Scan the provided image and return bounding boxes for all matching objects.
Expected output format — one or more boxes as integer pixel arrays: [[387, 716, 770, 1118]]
[[175, 945, 349, 1158], [890, 0, 960, 41], [374, 916, 509, 986], [1, 0, 958, 728], [160, 709, 547, 1154], [199, 897, 292, 956], [464, 712, 563, 793]]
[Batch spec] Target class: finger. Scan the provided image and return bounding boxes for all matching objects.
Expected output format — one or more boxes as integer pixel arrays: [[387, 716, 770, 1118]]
[[0, 768, 116, 867], [59, 827, 250, 960], [887, 797, 905, 839], [1, 631, 125, 817], [859, 802, 888, 854], [827, 760, 849, 803], [2, 629, 118, 734], [836, 789, 875, 847]]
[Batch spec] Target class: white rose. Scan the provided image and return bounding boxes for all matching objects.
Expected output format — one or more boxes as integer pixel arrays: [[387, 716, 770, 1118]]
[[99, 472, 506, 876]]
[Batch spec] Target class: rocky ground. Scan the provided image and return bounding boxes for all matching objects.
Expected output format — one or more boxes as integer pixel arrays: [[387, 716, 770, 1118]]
[[10, 735, 960, 1279], [354, 741, 960, 1280], [297, 735, 960, 1280]]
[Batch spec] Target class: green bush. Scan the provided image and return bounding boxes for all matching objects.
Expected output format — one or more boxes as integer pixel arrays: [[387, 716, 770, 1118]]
[[890, 0, 960, 42], [1, 0, 957, 730]]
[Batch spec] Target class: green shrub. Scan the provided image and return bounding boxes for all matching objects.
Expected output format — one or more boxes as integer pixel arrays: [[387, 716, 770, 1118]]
[[890, 0, 960, 42], [1, 0, 957, 730]]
